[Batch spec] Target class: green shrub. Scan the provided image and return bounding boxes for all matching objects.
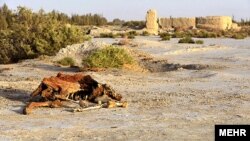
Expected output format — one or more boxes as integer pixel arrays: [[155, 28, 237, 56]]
[[196, 31, 217, 38], [159, 32, 170, 38], [208, 32, 218, 38], [0, 5, 90, 64], [116, 33, 126, 38], [122, 21, 145, 29], [127, 31, 138, 36], [195, 40, 204, 44], [172, 32, 187, 38], [142, 31, 150, 36], [57, 57, 76, 66], [178, 37, 195, 44], [116, 31, 138, 39], [127, 34, 135, 39], [100, 32, 117, 38], [196, 31, 208, 38], [171, 30, 220, 38], [161, 35, 171, 41], [83, 46, 134, 68], [231, 33, 247, 39], [111, 18, 125, 26]]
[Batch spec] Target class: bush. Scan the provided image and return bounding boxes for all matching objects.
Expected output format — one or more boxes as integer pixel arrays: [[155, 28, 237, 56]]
[[111, 18, 125, 26], [161, 35, 171, 41], [159, 32, 170, 38], [142, 31, 150, 36], [122, 21, 145, 29], [172, 32, 187, 38], [0, 5, 90, 64], [127, 34, 135, 39], [83, 46, 134, 68], [178, 37, 195, 44], [231, 33, 247, 39], [100, 33, 117, 38], [196, 30, 217, 38], [116, 33, 126, 38], [127, 31, 138, 36], [195, 40, 204, 44], [57, 57, 75, 66]]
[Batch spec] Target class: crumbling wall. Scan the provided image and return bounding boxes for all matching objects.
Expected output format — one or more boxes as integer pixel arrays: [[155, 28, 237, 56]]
[[159, 18, 172, 30], [159, 17, 196, 30], [146, 9, 159, 35], [196, 16, 233, 30], [172, 18, 196, 29]]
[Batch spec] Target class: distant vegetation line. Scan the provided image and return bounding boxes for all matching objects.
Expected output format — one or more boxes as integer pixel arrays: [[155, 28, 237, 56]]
[[237, 19, 250, 26], [0, 4, 108, 28]]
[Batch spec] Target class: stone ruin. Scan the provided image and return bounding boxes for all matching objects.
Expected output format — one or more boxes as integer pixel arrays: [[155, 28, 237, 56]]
[[145, 9, 240, 34], [196, 16, 241, 31], [196, 16, 232, 30], [146, 9, 159, 35], [159, 17, 196, 30]]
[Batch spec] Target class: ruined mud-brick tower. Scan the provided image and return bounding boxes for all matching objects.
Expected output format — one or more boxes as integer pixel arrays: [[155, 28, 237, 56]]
[[146, 9, 159, 35]]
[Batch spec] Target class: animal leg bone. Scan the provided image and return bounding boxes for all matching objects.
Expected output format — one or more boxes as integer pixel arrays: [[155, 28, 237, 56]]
[[23, 100, 62, 115], [73, 104, 103, 112], [106, 101, 128, 108]]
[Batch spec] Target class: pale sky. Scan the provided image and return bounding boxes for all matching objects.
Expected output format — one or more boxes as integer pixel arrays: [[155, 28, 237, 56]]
[[0, 0, 249, 21]]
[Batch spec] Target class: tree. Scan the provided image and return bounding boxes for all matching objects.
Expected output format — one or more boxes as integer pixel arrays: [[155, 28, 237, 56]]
[[0, 14, 8, 29], [0, 3, 12, 26], [112, 18, 125, 25], [0, 4, 90, 64]]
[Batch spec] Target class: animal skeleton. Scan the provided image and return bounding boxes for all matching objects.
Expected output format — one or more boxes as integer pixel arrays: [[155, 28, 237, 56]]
[[23, 72, 127, 114]]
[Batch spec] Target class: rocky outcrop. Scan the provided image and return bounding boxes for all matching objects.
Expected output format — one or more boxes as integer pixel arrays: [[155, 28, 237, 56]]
[[146, 9, 159, 35]]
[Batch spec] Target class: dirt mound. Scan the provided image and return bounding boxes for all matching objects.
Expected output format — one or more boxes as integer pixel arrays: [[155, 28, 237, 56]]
[[54, 41, 108, 67]]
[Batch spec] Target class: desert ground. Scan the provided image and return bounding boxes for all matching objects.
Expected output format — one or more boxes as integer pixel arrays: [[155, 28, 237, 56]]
[[0, 36, 250, 140]]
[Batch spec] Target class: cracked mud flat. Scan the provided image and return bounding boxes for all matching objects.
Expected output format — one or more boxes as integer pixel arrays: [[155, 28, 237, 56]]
[[0, 37, 250, 141]]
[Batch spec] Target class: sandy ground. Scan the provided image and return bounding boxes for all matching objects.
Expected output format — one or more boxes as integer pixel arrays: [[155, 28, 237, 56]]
[[0, 37, 250, 141]]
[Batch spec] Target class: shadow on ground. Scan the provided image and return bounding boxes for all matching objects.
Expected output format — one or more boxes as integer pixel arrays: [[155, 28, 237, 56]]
[[22, 63, 80, 72], [0, 88, 30, 114], [140, 59, 213, 72]]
